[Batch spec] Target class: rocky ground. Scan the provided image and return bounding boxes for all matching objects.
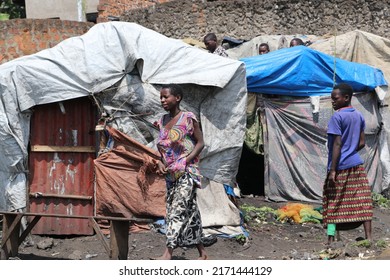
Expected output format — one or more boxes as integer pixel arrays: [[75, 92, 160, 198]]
[[2, 196, 390, 261]]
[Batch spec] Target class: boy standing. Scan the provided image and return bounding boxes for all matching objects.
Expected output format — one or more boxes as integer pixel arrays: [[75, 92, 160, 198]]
[[323, 83, 373, 244]]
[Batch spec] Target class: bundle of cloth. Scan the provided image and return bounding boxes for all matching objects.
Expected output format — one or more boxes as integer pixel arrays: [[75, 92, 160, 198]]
[[276, 203, 322, 224]]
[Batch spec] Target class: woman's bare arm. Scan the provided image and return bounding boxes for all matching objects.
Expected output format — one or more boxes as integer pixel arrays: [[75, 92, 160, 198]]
[[186, 120, 204, 163]]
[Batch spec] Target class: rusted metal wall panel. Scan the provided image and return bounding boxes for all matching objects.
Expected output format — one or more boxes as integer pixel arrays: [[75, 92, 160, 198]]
[[29, 97, 96, 235]]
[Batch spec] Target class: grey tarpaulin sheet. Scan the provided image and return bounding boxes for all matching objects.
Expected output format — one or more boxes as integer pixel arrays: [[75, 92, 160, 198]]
[[0, 22, 247, 211], [260, 91, 383, 203]]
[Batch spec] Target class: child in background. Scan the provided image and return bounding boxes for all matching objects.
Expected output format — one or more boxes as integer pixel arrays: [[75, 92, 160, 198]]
[[203, 33, 229, 57], [258, 43, 270, 55]]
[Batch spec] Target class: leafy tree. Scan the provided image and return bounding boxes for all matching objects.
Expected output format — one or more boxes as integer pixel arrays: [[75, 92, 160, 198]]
[[0, 0, 25, 19]]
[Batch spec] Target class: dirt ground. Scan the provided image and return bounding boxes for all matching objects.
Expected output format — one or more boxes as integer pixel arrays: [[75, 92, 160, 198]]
[[3, 196, 390, 261]]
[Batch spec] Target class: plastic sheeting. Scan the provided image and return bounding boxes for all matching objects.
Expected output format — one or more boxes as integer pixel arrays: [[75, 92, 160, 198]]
[[309, 30, 390, 85], [0, 22, 247, 211], [197, 178, 244, 237], [197, 178, 241, 228], [240, 46, 387, 96], [261, 91, 383, 202]]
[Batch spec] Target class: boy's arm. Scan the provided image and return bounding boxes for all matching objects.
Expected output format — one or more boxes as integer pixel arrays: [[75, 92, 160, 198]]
[[327, 134, 341, 188], [357, 130, 365, 151]]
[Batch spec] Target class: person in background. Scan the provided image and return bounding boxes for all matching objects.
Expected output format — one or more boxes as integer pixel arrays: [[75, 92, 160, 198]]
[[258, 43, 270, 55], [153, 84, 208, 260], [322, 83, 373, 245], [289, 38, 305, 47], [203, 33, 228, 57]]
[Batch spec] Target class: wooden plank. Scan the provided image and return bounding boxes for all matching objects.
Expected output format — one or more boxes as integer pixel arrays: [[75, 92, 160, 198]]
[[18, 216, 41, 246], [0, 211, 153, 223], [1, 214, 23, 258], [109, 220, 130, 260], [0, 212, 146, 260], [31, 145, 95, 153], [1, 214, 23, 246], [89, 218, 110, 256], [29, 192, 93, 200]]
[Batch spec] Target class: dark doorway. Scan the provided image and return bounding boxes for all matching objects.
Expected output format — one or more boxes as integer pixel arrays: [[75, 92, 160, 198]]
[[236, 145, 264, 196]]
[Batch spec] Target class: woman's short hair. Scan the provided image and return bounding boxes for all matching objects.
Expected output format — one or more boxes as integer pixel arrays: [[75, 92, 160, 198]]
[[161, 84, 183, 99]]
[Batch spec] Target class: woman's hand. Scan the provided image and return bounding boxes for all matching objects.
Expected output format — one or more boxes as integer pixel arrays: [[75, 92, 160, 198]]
[[156, 161, 167, 176]]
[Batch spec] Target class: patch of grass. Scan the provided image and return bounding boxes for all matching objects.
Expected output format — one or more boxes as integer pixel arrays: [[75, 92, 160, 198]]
[[372, 192, 390, 209], [235, 234, 247, 245], [375, 239, 388, 249], [240, 204, 277, 226], [353, 240, 372, 248]]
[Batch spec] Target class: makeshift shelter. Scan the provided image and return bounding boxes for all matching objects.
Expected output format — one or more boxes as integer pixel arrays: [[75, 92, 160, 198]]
[[238, 46, 388, 202], [0, 22, 247, 236], [309, 30, 390, 192]]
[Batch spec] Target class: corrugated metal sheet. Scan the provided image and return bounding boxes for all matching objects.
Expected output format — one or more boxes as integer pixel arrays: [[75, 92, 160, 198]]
[[29, 97, 96, 235]]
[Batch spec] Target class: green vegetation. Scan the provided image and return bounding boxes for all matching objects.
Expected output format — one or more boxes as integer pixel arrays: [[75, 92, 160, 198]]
[[372, 192, 390, 209], [234, 234, 247, 245], [0, 0, 25, 19], [375, 239, 388, 249], [240, 204, 276, 226], [353, 239, 372, 248]]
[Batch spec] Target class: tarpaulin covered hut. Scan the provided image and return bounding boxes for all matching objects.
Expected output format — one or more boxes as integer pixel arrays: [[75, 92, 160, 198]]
[[0, 22, 247, 236], [239, 46, 388, 202]]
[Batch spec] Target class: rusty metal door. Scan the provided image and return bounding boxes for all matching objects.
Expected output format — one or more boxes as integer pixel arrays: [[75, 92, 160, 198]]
[[29, 97, 96, 235]]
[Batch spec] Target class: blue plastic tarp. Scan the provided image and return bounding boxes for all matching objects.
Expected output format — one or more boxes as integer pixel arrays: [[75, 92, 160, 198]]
[[240, 46, 387, 96]]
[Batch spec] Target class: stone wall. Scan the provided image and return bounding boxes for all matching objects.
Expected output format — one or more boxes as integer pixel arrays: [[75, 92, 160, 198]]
[[110, 0, 390, 41], [97, 0, 171, 22], [1, 1, 390, 63], [0, 19, 93, 64]]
